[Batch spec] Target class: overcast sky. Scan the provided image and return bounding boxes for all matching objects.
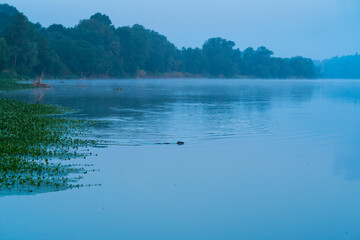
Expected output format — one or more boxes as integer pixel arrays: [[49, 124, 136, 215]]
[[6, 0, 360, 60]]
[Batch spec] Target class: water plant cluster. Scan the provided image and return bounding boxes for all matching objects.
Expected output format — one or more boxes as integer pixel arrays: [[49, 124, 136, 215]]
[[0, 98, 98, 195]]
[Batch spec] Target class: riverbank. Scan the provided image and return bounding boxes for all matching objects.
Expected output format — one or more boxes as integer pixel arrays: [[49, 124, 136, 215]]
[[37, 72, 317, 81], [0, 72, 31, 91], [0, 97, 98, 195]]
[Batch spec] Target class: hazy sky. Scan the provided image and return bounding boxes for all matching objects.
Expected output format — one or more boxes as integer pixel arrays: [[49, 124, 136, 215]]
[[6, 0, 360, 59]]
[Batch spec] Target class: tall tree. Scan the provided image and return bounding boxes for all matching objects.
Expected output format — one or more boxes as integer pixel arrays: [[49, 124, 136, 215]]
[[202, 38, 238, 76], [3, 13, 39, 74], [0, 37, 8, 71], [0, 3, 317, 79]]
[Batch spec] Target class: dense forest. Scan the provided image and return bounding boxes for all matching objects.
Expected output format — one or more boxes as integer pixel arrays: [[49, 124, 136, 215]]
[[318, 54, 360, 79], [0, 4, 316, 79]]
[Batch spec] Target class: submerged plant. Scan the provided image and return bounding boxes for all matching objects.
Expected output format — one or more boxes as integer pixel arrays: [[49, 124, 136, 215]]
[[0, 98, 98, 195]]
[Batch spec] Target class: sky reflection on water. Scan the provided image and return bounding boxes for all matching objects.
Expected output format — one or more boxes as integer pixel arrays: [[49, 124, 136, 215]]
[[1, 79, 360, 240]]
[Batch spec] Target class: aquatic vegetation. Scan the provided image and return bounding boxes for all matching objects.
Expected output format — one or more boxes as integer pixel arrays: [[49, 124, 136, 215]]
[[0, 98, 98, 195]]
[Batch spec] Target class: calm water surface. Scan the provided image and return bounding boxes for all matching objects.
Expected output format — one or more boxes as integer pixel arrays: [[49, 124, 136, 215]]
[[1, 79, 360, 240]]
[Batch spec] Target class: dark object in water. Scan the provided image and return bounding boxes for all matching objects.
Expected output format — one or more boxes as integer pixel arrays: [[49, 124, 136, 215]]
[[156, 141, 184, 145], [32, 81, 50, 88], [36, 88, 50, 104], [32, 70, 50, 88]]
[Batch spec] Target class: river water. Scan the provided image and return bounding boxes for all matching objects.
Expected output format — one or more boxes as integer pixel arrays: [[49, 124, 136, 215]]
[[1, 79, 360, 240]]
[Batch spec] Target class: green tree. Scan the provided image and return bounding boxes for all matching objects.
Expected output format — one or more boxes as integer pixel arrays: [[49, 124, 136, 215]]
[[202, 38, 238, 76], [0, 38, 8, 71], [0, 3, 316, 79], [181, 47, 208, 74], [3, 13, 39, 74]]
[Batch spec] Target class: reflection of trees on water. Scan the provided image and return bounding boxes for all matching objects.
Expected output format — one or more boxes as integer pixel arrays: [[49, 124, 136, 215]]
[[0, 80, 316, 143], [4, 80, 360, 180], [334, 154, 360, 181], [333, 134, 360, 181], [327, 83, 360, 181], [325, 82, 360, 104]]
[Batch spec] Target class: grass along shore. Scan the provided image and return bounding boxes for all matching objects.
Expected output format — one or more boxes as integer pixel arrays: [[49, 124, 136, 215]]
[[0, 97, 99, 195], [0, 72, 32, 91]]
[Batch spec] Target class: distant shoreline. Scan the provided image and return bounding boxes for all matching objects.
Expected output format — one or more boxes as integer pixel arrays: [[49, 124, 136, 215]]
[[38, 72, 317, 81], [0, 4, 316, 83]]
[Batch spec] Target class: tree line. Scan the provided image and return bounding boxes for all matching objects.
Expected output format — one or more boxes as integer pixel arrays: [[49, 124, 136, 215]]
[[0, 4, 316, 79], [317, 54, 360, 79]]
